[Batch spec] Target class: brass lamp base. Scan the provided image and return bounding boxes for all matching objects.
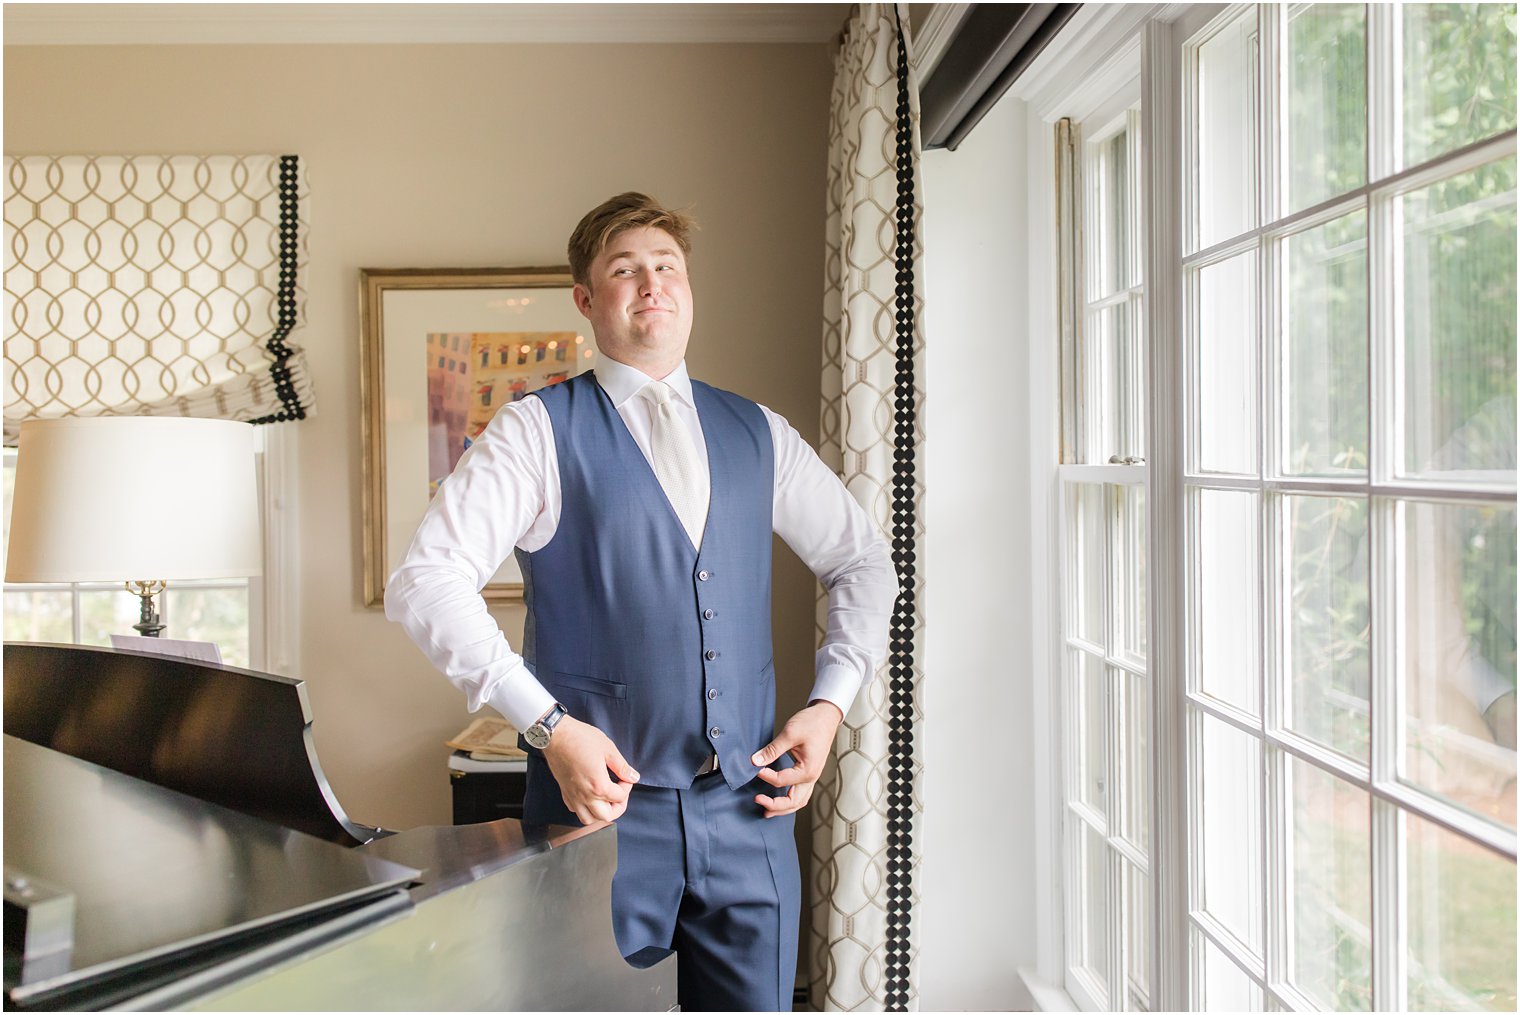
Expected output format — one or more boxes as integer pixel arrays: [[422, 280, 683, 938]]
[[125, 580, 168, 637]]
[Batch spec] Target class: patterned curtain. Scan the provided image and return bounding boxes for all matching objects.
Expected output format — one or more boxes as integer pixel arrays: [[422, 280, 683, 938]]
[[3, 155, 315, 443], [810, 4, 925, 1010]]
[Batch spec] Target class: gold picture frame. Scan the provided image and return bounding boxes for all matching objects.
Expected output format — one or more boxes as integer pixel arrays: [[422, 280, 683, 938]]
[[359, 266, 593, 606]]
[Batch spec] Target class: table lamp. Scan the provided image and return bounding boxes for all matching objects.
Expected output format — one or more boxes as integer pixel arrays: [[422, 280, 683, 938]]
[[4, 417, 262, 637]]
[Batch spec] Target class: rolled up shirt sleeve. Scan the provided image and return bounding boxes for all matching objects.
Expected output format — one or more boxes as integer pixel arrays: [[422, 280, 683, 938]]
[[384, 398, 557, 733], [764, 409, 898, 717]]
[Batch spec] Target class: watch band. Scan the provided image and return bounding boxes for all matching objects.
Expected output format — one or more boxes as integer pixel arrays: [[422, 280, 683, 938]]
[[523, 702, 567, 750]]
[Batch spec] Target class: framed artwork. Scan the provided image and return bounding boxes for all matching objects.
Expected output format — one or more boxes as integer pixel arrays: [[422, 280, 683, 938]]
[[360, 266, 595, 605]]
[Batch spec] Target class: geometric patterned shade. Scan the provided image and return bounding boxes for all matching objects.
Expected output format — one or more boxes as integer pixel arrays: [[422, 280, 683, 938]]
[[810, 4, 926, 1010], [3, 154, 315, 444]]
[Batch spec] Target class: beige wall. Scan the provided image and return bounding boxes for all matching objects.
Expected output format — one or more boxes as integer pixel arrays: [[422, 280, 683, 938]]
[[4, 41, 834, 829]]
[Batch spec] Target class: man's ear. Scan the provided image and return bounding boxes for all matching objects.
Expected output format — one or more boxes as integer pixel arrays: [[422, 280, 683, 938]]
[[572, 282, 593, 319]]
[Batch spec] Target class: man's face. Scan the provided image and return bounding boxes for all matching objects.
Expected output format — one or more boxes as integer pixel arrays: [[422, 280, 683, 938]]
[[573, 226, 694, 374]]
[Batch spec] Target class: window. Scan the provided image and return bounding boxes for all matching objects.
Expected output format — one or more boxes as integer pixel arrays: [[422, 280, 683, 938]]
[[1179, 4, 1515, 1010], [2, 431, 272, 670], [1058, 104, 1152, 1011], [1039, 4, 1514, 1011]]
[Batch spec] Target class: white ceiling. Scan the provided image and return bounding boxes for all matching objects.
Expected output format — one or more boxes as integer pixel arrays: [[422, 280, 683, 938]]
[[3, 3, 854, 46]]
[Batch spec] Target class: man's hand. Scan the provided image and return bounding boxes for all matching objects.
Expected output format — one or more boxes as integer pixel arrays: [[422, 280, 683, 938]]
[[542, 715, 640, 825], [750, 700, 844, 818]]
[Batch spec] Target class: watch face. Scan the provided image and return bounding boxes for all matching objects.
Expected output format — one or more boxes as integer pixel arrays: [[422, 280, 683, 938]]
[[524, 723, 550, 750]]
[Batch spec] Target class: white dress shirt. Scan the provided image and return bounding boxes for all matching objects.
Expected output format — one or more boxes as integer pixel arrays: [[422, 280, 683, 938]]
[[385, 356, 898, 734]]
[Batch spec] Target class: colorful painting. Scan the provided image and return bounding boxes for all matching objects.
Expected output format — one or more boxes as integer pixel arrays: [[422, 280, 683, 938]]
[[425, 330, 595, 494], [360, 266, 588, 604]]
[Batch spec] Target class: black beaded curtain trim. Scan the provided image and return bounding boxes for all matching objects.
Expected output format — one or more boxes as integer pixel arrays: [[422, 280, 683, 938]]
[[884, 5, 918, 1011], [250, 154, 307, 424]]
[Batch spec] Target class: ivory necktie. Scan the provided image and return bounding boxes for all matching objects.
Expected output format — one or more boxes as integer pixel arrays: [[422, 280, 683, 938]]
[[641, 381, 707, 549]]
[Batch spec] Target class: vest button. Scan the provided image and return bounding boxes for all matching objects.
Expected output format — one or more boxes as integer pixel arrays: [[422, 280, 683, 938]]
[[703, 609, 715, 620], [709, 726, 723, 739], [697, 570, 710, 581], [704, 649, 717, 661], [707, 688, 719, 700]]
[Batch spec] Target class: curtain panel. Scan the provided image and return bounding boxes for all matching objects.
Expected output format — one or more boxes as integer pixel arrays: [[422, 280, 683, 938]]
[[811, 4, 926, 1010], [3, 154, 315, 443]]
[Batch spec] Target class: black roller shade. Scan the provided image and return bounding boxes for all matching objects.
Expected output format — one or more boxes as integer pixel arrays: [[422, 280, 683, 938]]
[[920, 3, 1081, 150]]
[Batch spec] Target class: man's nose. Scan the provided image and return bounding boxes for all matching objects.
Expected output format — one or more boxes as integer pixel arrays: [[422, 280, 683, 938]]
[[639, 271, 661, 297]]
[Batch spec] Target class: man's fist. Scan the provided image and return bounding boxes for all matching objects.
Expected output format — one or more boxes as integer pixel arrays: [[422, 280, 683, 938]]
[[542, 715, 640, 824], [750, 700, 844, 818]]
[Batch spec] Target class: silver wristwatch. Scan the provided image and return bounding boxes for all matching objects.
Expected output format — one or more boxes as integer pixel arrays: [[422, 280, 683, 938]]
[[523, 703, 568, 750]]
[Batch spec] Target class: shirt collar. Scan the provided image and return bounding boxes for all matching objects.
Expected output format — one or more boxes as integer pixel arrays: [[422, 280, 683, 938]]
[[595, 356, 695, 410]]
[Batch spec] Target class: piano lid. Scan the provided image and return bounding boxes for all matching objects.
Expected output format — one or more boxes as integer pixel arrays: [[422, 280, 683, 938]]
[[3, 736, 420, 1008], [3, 643, 378, 846]]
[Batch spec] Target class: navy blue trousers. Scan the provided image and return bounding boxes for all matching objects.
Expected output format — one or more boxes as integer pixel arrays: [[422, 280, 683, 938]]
[[524, 757, 800, 1011]]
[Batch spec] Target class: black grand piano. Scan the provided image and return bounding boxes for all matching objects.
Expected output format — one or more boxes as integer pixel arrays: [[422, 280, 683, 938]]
[[3, 643, 677, 1011]]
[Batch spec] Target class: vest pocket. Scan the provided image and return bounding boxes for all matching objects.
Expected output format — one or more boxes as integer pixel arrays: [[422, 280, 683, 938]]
[[542, 669, 628, 699], [539, 669, 631, 753]]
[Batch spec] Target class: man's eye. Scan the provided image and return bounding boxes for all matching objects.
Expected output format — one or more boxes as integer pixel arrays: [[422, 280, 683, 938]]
[[613, 267, 633, 276]]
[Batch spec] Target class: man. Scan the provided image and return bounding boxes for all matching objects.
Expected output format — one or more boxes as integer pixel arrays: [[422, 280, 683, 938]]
[[386, 192, 895, 1011]]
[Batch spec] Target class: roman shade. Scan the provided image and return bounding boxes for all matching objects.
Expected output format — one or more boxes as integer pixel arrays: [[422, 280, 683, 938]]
[[3, 154, 315, 443]]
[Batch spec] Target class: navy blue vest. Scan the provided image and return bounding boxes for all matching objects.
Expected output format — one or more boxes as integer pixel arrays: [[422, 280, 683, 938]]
[[517, 371, 776, 791]]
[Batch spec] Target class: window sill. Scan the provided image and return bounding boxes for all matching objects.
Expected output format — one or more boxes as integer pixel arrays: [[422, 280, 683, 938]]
[[1017, 967, 1079, 1012]]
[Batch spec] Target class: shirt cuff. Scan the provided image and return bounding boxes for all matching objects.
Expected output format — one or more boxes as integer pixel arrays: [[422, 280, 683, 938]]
[[808, 664, 864, 720], [483, 661, 558, 733]]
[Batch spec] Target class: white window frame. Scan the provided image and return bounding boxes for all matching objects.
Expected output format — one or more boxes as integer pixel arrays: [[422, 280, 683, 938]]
[[1011, 5, 1167, 1009], [1173, 4, 1517, 1011], [1057, 100, 1152, 1013], [1019, 2, 1516, 1011]]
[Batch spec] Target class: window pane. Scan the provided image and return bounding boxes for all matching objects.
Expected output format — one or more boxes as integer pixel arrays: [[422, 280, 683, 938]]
[[167, 586, 251, 669], [1400, 158, 1517, 480], [1284, 495, 1370, 761], [1196, 252, 1259, 474], [1124, 298, 1146, 459], [1402, 4, 1519, 171], [1071, 482, 1107, 644], [79, 587, 145, 645], [1076, 650, 1109, 815], [3, 589, 73, 643], [1196, 931, 1265, 1011], [1196, 7, 1260, 250], [1284, 211, 1369, 476], [1115, 484, 1148, 663], [1084, 303, 1144, 464], [1196, 489, 1260, 714], [1092, 128, 1132, 300], [1401, 500, 1517, 827], [1119, 669, 1150, 853], [1125, 861, 1152, 1010], [1076, 820, 1112, 992], [1406, 811, 1517, 1011], [1087, 305, 1123, 464], [1287, 757, 1372, 1010], [1199, 714, 1264, 955], [1285, 4, 1367, 213]]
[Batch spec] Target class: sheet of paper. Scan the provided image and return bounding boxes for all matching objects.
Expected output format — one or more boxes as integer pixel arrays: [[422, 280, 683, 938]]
[[109, 634, 223, 665], [446, 717, 526, 757]]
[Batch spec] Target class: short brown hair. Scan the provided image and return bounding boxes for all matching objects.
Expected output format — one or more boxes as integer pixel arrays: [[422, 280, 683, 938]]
[[567, 192, 697, 288]]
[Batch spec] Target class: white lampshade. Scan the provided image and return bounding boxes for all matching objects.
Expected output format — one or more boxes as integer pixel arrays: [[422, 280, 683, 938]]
[[5, 417, 262, 583]]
